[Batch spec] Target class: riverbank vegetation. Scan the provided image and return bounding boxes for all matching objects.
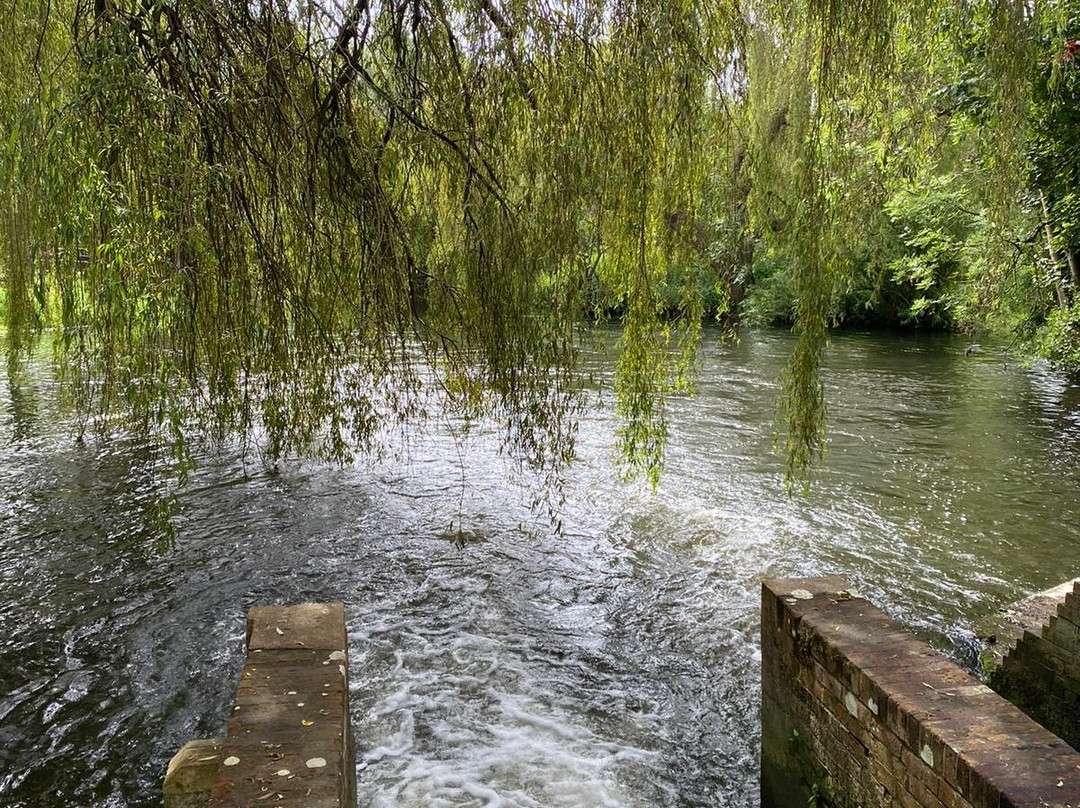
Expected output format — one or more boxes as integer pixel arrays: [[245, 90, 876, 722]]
[[2, 0, 1079, 486]]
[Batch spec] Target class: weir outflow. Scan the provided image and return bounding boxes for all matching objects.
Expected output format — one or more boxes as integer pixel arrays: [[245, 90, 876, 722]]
[[166, 582, 1080, 808]]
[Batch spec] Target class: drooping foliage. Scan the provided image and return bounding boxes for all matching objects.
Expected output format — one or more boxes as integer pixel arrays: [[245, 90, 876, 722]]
[[0, 0, 1073, 490]]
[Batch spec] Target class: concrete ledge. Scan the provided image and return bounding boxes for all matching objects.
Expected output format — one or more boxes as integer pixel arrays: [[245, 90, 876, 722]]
[[762, 577, 1080, 808], [246, 603, 347, 653], [164, 604, 355, 808]]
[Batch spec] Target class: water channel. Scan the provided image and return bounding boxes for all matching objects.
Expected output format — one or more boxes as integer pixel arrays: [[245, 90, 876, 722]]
[[2, 329, 1079, 807]]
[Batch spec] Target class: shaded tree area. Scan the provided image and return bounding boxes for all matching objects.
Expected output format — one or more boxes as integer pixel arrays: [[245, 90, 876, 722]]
[[1, 0, 1077, 489]]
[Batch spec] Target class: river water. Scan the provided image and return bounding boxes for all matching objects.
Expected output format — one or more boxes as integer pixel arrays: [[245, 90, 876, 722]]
[[2, 329, 1079, 808]]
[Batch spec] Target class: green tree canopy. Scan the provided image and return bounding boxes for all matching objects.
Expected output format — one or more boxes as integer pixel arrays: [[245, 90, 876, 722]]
[[1, 0, 1073, 488]]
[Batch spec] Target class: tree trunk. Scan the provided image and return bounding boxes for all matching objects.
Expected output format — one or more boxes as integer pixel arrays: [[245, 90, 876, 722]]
[[1068, 250, 1080, 292], [1040, 190, 1069, 310]]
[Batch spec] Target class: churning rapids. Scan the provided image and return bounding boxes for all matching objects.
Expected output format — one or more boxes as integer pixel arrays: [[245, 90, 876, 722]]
[[3, 329, 1080, 808]]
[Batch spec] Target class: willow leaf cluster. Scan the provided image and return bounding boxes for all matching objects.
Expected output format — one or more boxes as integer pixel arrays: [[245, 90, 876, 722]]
[[0, 0, 1057, 491]]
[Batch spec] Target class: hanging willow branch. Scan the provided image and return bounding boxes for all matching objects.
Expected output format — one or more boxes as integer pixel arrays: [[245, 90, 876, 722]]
[[0, 0, 1054, 491]]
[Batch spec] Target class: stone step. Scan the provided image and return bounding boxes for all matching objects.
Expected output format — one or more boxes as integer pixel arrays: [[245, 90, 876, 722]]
[[164, 604, 355, 808]]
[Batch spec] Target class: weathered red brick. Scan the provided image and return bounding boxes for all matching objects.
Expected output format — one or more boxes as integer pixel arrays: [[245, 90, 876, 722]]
[[762, 579, 1080, 808]]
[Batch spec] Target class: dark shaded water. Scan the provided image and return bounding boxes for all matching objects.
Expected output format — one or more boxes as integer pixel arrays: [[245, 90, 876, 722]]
[[2, 330, 1080, 807]]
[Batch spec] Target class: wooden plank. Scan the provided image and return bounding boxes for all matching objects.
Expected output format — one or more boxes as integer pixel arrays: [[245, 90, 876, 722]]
[[208, 604, 354, 808]]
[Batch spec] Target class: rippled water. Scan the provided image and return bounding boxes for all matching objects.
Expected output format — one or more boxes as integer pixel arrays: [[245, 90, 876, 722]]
[[2, 329, 1080, 808]]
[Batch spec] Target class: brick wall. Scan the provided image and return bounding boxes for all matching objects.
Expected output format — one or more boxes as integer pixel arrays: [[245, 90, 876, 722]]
[[990, 581, 1080, 752], [761, 577, 1080, 808]]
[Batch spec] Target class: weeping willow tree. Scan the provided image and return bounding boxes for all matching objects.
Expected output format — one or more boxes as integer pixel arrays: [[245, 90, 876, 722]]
[[0, 0, 1062, 492]]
